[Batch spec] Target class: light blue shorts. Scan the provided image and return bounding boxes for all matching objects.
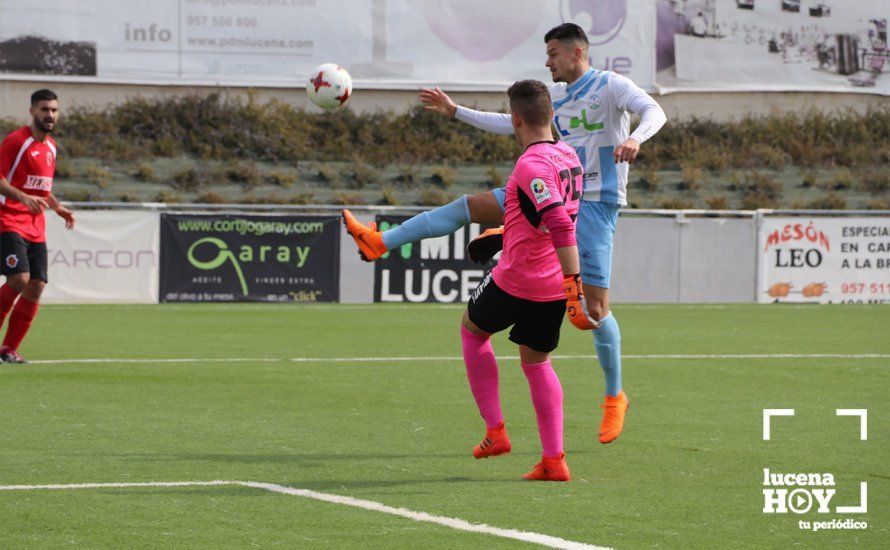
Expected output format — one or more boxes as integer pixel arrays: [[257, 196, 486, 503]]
[[492, 188, 618, 288], [576, 201, 620, 289], [492, 187, 507, 211]]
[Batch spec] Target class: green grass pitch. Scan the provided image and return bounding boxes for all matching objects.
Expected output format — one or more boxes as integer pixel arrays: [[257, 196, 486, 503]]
[[1, 303, 887, 548]]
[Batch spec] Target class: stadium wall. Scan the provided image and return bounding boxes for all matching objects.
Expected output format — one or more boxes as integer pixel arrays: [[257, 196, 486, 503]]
[[40, 207, 889, 305], [610, 214, 757, 303], [339, 215, 375, 304], [0, 81, 886, 122]]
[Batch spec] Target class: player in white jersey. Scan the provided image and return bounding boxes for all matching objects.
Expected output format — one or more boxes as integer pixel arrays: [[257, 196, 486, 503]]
[[343, 23, 666, 444]]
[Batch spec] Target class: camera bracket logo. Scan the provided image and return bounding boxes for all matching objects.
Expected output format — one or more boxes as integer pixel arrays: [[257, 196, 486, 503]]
[[761, 408, 869, 531]]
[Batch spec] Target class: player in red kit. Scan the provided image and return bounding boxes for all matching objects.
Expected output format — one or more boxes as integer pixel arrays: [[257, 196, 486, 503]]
[[0, 89, 75, 363]]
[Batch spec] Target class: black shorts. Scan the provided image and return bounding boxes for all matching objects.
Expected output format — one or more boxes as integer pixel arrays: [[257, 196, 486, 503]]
[[467, 272, 566, 353], [0, 232, 48, 282]]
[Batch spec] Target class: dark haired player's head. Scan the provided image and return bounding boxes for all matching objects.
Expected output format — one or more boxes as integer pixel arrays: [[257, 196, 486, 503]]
[[31, 89, 57, 106], [544, 23, 591, 84], [508, 80, 554, 146], [29, 89, 59, 135], [544, 23, 590, 48]]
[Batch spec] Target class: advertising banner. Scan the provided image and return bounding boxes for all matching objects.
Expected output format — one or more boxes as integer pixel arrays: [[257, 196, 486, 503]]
[[160, 214, 339, 302], [656, 0, 889, 94], [3, 1, 886, 94], [758, 216, 890, 304], [42, 210, 160, 304], [374, 215, 489, 303], [0, 0, 656, 90]]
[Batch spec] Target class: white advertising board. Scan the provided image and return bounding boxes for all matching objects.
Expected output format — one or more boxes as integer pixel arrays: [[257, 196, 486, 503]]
[[0, 0, 656, 90], [42, 210, 159, 304], [758, 216, 890, 304]]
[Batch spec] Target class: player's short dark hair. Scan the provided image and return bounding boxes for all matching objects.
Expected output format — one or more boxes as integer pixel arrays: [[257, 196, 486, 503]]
[[31, 89, 58, 106], [544, 23, 589, 47], [507, 80, 553, 128]]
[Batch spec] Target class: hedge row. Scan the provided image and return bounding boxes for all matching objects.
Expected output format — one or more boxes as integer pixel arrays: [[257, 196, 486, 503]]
[[1, 93, 887, 169]]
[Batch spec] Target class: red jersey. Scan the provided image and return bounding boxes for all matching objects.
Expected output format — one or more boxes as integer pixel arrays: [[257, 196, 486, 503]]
[[0, 126, 56, 243]]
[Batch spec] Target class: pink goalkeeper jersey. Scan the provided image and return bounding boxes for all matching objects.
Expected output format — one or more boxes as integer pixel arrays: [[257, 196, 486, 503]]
[[492, 140, 583, 302]]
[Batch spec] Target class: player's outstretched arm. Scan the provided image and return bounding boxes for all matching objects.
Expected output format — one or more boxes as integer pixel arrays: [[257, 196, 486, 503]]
[[418, 87, 458, 117], [419, 87, 513, 135]]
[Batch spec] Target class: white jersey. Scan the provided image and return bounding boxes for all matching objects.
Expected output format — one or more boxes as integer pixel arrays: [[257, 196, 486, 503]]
[[455, 69, 666, 206], [549, 70, 648, 205]]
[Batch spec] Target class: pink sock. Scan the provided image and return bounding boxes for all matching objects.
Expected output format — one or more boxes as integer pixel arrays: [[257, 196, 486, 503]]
[[460, 326, 503, 429], [522, 360, 564, 457]]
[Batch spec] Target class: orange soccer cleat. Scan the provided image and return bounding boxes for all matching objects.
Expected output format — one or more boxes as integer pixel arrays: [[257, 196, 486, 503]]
[[472, 423, 512, 459], [523, 452, 571, 482], [599, 391, 629, 444], [342, 209, 388, 261]]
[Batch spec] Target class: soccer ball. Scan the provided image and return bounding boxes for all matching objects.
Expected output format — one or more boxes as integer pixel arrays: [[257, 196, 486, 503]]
[[306, 63, 352, 110]]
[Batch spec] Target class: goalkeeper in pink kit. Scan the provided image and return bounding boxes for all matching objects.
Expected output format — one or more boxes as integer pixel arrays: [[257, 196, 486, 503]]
[[460, 80, 594, 481]]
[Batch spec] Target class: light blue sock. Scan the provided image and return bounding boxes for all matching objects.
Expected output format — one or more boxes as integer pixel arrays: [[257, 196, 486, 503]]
[[381, 195, 471, 250], [593, 313, 622, 397]]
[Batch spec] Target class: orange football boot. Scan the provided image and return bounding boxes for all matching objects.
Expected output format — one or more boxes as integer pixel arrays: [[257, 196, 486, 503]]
[[523, 452, 571, 482], [599, 390, 629, 444], [472, 423, 512, 459], [342, 209, 388, 261]]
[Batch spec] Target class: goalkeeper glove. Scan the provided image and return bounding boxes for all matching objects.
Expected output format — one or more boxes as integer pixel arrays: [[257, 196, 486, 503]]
[[562, 274, 599, 330], [467, 227, 504, 264]]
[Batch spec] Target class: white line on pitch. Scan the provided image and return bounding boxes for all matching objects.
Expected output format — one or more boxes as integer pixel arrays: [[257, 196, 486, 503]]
[[616, 353, 890, 359], [26, 358, 280, 365], [0, 481, 232, 491], [20, 353, 890, 366], [242, 481, 606, 549], [0, 480, 608, 550], [288, 353, 890, 362]]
